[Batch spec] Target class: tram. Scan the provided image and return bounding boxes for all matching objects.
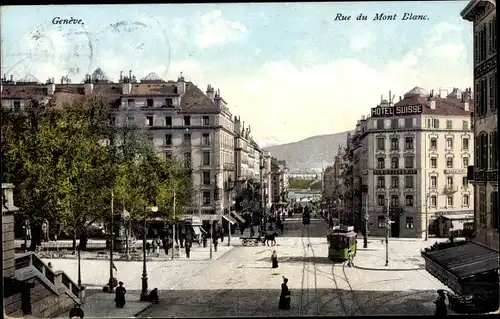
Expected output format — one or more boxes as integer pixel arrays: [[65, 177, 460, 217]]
[[327, 225, 357, 265]]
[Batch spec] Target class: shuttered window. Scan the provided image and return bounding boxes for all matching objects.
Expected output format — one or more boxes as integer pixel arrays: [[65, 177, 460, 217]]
[[491, 192, 498, 230], [492, 131, 498, 170], [488, 20, 493, 54], [482, 133, 488, 170], [474, 32, 480, 63], [475, 135, 481, 168]]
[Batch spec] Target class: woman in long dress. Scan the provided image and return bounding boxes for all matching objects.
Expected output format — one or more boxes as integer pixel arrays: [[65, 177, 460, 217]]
[[278, 276, 291, 310], [115, 281, 126, 308], [434, 289, 447, 316], [271, 250, 279, 268]]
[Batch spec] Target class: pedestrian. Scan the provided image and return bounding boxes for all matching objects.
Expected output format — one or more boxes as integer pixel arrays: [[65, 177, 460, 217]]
[[69, 303, 84, 318], [250, 226, 255, 238], [148, 288, 159, 304], [434, 289, 447, 316], [179, 232, 185, 248], [212, 233, 218, 252], [147, 241, 152, 254], [185, 242, 191, 258], [271, 250, 278, 268], [115, 281, 126, 308], [162, 237, 169, 255], [48, 262, 54, 270], [278, 276, 291, 310], [202, 233, 207, 248]]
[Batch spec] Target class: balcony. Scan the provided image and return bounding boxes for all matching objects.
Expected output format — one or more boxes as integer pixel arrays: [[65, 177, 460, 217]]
[[443, 185, 458, 195]]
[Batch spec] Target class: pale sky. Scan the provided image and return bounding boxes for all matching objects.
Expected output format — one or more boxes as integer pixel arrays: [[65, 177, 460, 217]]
[[1, 2, 473, 144]]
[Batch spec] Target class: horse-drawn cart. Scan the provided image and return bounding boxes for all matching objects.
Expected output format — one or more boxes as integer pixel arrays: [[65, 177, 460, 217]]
[[240, 237, 261, 246]]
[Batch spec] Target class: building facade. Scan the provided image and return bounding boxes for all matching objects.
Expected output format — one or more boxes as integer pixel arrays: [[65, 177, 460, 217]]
[[270, 158, 288, 204], [461, 0, 498, 252], [347, 87, 474, 238]]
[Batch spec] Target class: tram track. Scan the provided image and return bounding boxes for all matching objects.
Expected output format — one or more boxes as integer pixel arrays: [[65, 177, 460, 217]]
[[298, 223, 320, 315], [298, 226, 308, 315]]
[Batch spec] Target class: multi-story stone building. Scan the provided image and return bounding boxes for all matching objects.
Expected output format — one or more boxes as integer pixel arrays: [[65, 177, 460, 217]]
[[461, 0, 498, 251], [260, 151, 273, 210], [346, 87, 474, 238], [270, 158, 288, 204], [321, 165, 336, 202]]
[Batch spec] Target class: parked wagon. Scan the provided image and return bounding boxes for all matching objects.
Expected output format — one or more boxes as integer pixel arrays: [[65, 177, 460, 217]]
[[327, 225, 357, 266], [239, 236, 262, 246]]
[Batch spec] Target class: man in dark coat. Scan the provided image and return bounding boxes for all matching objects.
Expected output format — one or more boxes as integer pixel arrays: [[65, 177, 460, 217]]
[[69, 304, 84, 318], [148, 288, 159, 304], [212, 231, 218, 252], [278, 276, 291, 310], [115, 281, 126, 308]]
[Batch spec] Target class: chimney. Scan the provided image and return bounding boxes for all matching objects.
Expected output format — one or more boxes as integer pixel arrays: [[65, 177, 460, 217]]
[[129, 70, 132, 80], [10, 75, 13, 82], [399, 96, 402, 101], [122, 81, 132, 94], [430, 100, 436, 110], [120, 71, 123, 82], [84, 77, 94, 95], [47, 82, 56, 96], [176, 73, 186, 96], [206, 84, 215, 101]]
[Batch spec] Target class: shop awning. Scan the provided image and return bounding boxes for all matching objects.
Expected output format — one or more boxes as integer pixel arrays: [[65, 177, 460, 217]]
[[193, 226, 206, 235], [230, 211, 245, 223], [426, 242, 498, 279], [222, 214, 237, 225]]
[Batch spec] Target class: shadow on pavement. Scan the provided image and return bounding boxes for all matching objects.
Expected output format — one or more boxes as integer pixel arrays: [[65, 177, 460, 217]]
[[352, 264, 424, 272], [256, 256, 335, 264], [136, 288, 446, 317]]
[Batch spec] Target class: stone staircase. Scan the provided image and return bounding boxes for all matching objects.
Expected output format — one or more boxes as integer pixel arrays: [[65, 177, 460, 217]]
[[5, 252, 85, 318]]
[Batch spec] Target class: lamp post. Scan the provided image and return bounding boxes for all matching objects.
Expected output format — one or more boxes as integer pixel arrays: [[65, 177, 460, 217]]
[[107, 190, 115, 292], [425, 193, 430, 241], [140, 205, 158, 301], [122, 210, 130, 260], [171, 188, 177, 260], [363, 194, 368, 248], [209, 218, 213, 259], [385, 197, 391, 267]]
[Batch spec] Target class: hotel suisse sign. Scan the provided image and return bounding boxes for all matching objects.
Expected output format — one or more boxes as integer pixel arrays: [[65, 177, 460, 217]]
[[373, 169, 417, 175], [371, 104, 423, 118]]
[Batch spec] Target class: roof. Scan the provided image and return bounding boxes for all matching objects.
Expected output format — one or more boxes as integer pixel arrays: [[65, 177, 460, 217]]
[[394, 95, 472, 116], [180, 82, 218, 113], [404, 86, 429, 98], [426, 242, 498, 278], [1, 86, 47, 99]]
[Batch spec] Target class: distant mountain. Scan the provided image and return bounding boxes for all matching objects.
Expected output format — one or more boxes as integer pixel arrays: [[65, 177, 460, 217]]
[[263, 131, 352, 170], [256, 136, 282, 148]]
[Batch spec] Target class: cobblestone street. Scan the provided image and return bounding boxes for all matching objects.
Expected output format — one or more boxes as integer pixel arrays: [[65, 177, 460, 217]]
[[139, 218, 451, 317]]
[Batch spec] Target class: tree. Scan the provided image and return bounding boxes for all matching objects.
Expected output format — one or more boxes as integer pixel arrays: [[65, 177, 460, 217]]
[[1, 99, 64, 250]]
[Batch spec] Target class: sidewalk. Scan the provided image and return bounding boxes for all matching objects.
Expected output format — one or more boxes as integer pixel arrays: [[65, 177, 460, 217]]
[[54, 291, 152, 319]]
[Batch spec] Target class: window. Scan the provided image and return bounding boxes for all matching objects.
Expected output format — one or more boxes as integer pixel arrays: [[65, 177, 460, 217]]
[[476, 78, 487, 116], [491, 191, 498, 230], [446, 176, 454, 186], [462, 157, 469, 168], [489, 132, 495, 170], [446, 138, 453, 149], [202, 116, 210, 125], [463, 194, 469, 206], [13, 101, 21, 112], [428, 118, 440, 128], [391, 176, 399, 188], [430, 195, 437, 207], [391, 138, 399, 150], [405, 195, 414, 207], [376, 120, 384, 129], [184, 152, 192, 167], [479, 187, 487, 226], [430, 157, 437, 168], [446, 120, 452, 129], [146, 116, 154, 126], [391, 157, 399, 169], [462, 176, 468, 187], [391, 195, 399, 207], [391, 119, 398, 129], [203, 171, 211, 185], [202, 152, 210, 165], [146, 99, 153, 107], [405, 217, 414, 228], [446, 157, 453, 168], [405, 137, 413, 150], [462, 138, 469, 150], [430, 176, 437, 188], [184, 116, 191, 126], [462, 121, 469, 130], [430, 138, 438, 150], [490, 72, 497, 111], [405, 176, 414, 189], [404, 118, 413, 128], [377, 137, 385, 150], [165, 134, 172, 146], [202, 133, 210, 146], [164, 98, 173, 108], [492, 131, 498, 170], [127, 99, 135, 108], [202, 191, 211, 205], [376, 158, 385, 169], [378, 216, 385, 228], [446, 196, 454, 207], [165, 116, 172, 126], [183, 133, 191, 145], [377, 176, 385, 188], [488, 19, 493, 54], [404, 156, 414, 168], [377, 195, 385, 206]]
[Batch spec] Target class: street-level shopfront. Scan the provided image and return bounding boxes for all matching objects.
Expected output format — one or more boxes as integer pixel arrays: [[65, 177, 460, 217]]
[[421, 240, 499, 313]]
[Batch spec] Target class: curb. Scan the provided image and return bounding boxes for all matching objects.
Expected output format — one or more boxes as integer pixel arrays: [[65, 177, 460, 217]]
[[132, 303, 154, 318]]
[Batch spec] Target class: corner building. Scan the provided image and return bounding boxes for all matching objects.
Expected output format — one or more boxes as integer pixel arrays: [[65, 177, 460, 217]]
[[357, 87, 474, 238]]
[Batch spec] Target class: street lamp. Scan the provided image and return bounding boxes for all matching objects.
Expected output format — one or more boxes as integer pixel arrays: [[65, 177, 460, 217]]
[[424, 193, 430, 241], [106, 190, 115, 292], [140, 205, 158, 301], [122, 210, 131, 259]]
